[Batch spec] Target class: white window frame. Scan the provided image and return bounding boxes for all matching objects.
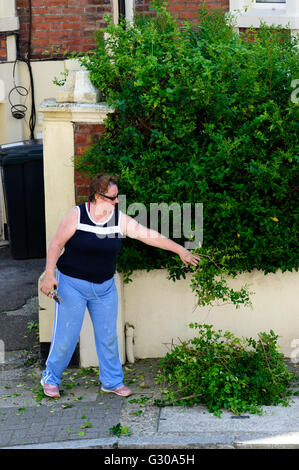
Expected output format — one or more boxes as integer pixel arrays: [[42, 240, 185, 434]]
[[0, 0, 19, 33], [256, 1, 286, 3], [125, 0, 134, 24], [229, 0, 299, 31], [112, 0, 134, 25]]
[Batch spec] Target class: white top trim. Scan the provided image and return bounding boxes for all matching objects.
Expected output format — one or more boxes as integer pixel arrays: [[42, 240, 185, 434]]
[[78, 223, 122, 235], [118, 210, 124, 237], [76, 205, 80, 228]]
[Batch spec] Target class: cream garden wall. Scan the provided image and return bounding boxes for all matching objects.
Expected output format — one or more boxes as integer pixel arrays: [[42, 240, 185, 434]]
[[123, 269, 299, 360]]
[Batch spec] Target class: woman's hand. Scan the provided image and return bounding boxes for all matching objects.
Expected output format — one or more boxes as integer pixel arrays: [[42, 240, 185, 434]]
[[40, 273, 58, 298], [178, 247, 201, 267]]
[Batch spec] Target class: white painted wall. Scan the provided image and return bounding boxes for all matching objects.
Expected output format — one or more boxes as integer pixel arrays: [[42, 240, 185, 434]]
[[123, 269, 299, 359]]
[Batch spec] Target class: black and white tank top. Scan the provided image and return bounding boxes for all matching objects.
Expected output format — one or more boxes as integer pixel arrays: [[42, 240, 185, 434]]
[[57, 202, 124, 283]]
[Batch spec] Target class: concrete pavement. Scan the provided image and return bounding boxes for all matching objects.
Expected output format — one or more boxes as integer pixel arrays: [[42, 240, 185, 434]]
[[0, 245, 45, 313], [0, 245, 44, 352]]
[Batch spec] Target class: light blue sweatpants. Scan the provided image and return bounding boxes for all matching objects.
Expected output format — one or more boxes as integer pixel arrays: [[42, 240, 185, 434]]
[[42, 271, 124, 390]]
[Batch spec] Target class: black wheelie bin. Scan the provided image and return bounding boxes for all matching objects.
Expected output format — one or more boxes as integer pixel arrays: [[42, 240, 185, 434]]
[[0, 140, 46, 259]]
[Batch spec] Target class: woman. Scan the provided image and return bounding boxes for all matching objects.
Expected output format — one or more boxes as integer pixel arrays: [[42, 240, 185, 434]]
[[40, 174, 200, 398]]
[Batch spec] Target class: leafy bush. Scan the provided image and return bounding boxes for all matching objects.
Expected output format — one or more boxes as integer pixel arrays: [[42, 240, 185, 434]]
[[155, 324, 297, 416], [75, 1, 299, 308]]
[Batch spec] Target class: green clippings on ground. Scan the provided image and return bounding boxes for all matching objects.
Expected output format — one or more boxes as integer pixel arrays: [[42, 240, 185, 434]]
[[81, 421, 93, 429], [109, 422, 131, 438]]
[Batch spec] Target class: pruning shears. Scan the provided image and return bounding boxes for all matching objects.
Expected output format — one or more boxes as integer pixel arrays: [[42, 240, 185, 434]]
[[50, 287, 62, 304]]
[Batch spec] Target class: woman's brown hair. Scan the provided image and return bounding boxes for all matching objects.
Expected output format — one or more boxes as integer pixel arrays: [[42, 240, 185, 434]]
[[88, 174, 118, 202]]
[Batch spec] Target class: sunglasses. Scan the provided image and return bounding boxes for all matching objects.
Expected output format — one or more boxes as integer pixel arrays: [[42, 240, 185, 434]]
[[99, 193, 119, 201]]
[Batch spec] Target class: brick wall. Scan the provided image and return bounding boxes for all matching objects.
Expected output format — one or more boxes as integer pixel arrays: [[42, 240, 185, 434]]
[[0, 34, 7, 61], [135, 0, 229, 21], [134, 0, 151, 14], [14, 1, 229, 60], [16, 0, 113, 60], [169, 0, 229, 23], [74, 123, 107, 203]]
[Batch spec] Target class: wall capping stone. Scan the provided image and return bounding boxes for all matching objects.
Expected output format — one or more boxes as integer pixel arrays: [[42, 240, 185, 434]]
[[39, 98, 113, 124]]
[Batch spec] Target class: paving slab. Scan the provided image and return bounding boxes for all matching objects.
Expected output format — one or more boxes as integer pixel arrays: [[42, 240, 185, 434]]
[[158, 399, 299, 434], [156, 393, 299, 448], [0, 363, 122, 448]]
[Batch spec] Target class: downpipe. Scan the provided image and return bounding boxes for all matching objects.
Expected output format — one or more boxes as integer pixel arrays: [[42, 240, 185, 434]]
[[125, 322, 135, 363]]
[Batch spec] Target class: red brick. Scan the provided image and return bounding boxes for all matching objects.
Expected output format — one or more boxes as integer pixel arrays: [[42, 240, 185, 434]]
[[76, 123, 105, 134], [179, 11, 198, 19], [76, 186, 89, 197], [34, 22, 52, 30], [187, 3, 200, 11], [75, 171, 92, 186], [0, 36, 7, 61], [168, 3, 185, 12]]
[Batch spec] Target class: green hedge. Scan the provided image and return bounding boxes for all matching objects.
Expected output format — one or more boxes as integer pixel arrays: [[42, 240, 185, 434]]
[[75, 1, 299, 308]]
